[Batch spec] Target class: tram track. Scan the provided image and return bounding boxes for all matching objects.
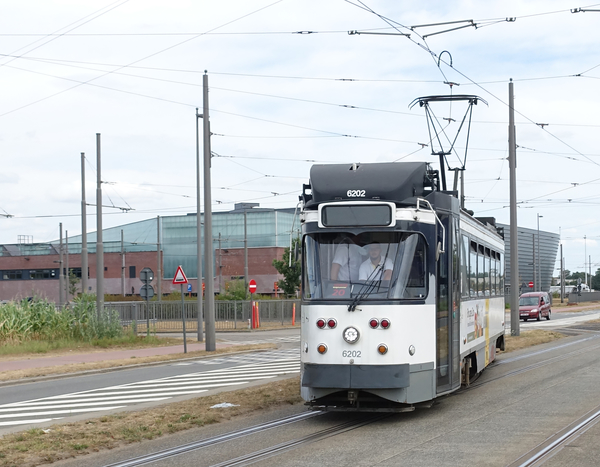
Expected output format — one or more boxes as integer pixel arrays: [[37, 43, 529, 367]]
[[103, 332, 600, 467], [459, 335, 600, 393], [507, 404, 600, 467], [208, 413, 389, 467], [103, 411, 323, 467]]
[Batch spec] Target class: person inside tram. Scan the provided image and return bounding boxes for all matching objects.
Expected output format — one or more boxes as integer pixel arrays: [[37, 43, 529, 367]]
[[330, 234, 364, 282], [358, 242, 393, 281]]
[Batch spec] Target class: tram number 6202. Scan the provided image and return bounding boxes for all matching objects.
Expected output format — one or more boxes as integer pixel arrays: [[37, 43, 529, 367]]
[[342, 350, 361, 358], [346, 189, 366, 197]]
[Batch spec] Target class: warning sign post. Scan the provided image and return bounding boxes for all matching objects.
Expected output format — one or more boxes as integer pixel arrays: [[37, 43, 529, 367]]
[[172, 266, 189, 353]]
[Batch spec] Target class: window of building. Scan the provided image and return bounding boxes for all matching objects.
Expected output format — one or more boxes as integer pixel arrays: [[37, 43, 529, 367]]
[[129, 266, 136, 278], [29, 269, 56, 279], [3, 270, 23, 280]]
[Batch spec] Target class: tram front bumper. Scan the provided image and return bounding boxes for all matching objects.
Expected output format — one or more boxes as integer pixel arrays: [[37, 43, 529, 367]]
[[302, 363, 409, 389]]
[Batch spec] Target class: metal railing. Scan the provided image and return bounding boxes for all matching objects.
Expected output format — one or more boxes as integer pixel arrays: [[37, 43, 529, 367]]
[[105, 299, 301, 332]]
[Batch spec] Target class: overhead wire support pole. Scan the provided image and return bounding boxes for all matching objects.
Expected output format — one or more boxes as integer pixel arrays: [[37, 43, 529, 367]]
[[508, 80, 520, 336], [203, 71, 216, 352], [195, 107, 204, 343], [81, 152, 88, 296], [96, 133, 104, 319]]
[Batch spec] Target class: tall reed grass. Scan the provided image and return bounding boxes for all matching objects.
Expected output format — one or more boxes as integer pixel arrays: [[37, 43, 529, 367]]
[[0, 294, 123, 345]]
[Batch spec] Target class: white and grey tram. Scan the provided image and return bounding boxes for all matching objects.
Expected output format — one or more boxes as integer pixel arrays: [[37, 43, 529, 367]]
[[300, 162, 505, 411]]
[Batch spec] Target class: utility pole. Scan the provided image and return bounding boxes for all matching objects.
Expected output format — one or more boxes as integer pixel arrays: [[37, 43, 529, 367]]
[[508, 79, 520, 336], [584, 235, 587, 291], [532, 234, 536, 292], [59, 223, 64, 308], [218, 232, 222, 294], [157, 216, 162, 301], [96, 133, 104, 318], [202, 72, 216, 351], [65, 231, 69, 303], [244, 210, 249, 300], [560, 243, 564, 303], [81, 152, 88, 295], [195, 107, 204, 343], [121, 230, 125, 297]]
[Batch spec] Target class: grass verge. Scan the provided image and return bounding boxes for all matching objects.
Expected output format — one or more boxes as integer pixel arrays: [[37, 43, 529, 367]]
[[0, 376, 302, 467], [0, 335, 184, 358], [503, 329, 565, 352]]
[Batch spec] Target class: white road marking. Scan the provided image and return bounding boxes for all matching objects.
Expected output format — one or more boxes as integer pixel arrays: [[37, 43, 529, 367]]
[[0, 352, 300, 429]]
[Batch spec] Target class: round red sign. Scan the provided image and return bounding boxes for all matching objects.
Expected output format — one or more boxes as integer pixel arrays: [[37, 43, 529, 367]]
[[528, 281, 534, 288], [249, 279, 257, 293]]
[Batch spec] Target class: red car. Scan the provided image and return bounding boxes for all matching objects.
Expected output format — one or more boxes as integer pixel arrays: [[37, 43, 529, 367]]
[[519, 292, 551, 321]]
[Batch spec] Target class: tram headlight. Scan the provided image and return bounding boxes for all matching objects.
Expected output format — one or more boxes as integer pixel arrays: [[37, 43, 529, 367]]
[[377, 343, 388, 355], [343, 326, 360, 344], [317, 343, 328, 354]]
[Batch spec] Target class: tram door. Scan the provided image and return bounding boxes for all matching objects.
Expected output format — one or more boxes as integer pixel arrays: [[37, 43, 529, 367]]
[[436, 213, 461, 393]]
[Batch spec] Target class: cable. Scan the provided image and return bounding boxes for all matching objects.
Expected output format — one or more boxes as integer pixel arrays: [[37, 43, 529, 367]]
[[0, 0, 130, 70], [0, 0, 285, 118]]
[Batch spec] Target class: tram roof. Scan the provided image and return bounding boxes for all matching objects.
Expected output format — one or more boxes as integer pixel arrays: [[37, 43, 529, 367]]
[[304, 162, 436, 208]]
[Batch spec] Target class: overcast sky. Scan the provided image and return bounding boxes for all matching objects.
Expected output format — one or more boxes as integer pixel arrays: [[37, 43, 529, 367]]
[[1, 0, 600, 275]]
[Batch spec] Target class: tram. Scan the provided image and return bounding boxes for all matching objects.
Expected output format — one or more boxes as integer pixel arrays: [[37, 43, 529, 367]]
[[299, 162, 505, 411]]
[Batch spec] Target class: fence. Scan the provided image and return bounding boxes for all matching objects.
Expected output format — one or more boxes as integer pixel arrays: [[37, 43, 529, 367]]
[[106, 299, 301, 333]]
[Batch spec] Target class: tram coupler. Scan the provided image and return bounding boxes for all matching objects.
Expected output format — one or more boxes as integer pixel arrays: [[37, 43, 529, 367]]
[[347, 390, 358, 404]]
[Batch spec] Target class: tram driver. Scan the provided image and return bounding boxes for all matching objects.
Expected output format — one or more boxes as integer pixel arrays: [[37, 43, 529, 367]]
[[330, 235, 364, 282], [359, 242, 393, 281]]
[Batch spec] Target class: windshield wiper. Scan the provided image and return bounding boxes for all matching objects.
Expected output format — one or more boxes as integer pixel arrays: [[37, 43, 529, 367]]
[[348, 268, 385, 311]]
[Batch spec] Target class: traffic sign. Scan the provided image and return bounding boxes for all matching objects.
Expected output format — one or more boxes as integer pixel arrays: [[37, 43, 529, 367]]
[[140, 284, 155, 300], [173, 265, 188, 285], [528, 281, 534, 288], [249, 279, 257, 294], [187, 284, 192, 293], [140, 267, 154, 284]]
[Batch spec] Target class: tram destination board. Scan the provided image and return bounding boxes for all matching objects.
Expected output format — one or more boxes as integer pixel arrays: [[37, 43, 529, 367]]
[[320, 203, 393, 227]]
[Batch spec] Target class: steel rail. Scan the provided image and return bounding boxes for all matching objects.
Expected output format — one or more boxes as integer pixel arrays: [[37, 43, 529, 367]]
[[102, 411, 323, 467], [209, 414, 389, 467], [509, 405, 600, 467], [458, 338, 600, 393]]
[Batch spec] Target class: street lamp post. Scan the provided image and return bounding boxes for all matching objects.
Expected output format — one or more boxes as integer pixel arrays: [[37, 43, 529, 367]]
[[537, 214, 543, 292]]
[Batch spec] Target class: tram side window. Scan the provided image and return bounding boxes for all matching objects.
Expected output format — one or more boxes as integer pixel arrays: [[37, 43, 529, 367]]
[[460, 235, 469, 298], [478, 245, 486, 296], [469, 242, 478, 297], [484, 248, 491, 296], [499, 252, 504, 294], [492, 252, 499, 296]]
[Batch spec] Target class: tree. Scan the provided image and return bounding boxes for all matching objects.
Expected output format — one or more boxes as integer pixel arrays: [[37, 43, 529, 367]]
[[68, 269, 80, 299], [272, 237, 301, 297], [592, 268, 600, 291]]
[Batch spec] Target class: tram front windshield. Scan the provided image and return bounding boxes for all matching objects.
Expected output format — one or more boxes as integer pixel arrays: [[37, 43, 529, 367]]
[[303, 232, 427, 301]]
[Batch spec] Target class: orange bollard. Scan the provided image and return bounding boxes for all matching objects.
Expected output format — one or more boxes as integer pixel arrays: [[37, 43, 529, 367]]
[[292, 303, 296, 326], [256, 302, 260, 328]]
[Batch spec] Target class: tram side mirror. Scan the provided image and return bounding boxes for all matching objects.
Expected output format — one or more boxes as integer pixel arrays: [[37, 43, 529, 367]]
[[436, 241, 442, 261]]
